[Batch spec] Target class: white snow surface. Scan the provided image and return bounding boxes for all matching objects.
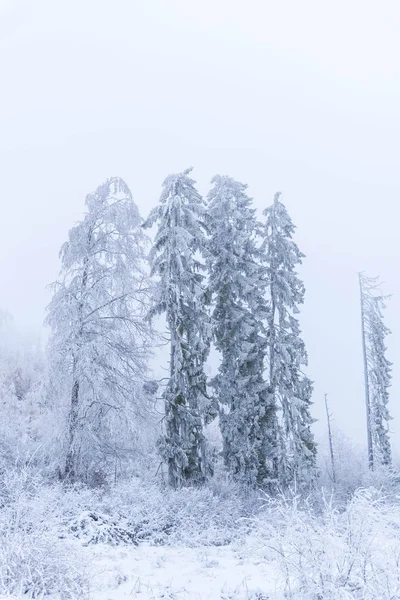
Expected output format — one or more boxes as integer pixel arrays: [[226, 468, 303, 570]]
[[60, 541, 277, 599]]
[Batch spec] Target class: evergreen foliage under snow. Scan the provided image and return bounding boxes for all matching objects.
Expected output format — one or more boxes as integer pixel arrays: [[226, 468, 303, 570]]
[[207, 175, 274, 487], [144, 168, 215, 488], [261, 192, 317, 488], [360, 273, 392, 467]]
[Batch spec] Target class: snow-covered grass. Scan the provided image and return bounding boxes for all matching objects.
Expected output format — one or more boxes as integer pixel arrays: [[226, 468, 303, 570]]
[[0, 474, 269, 598], [85, 542, 276, 599], [2, 469, 400, 599], [317, 430, 400, 503], [250, 487, 400, 599], [56, 477, 259, 548], [0, 470, 90, 598]]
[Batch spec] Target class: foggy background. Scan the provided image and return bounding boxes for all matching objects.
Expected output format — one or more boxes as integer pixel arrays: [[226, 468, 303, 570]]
[[1, 0, 399, 449]]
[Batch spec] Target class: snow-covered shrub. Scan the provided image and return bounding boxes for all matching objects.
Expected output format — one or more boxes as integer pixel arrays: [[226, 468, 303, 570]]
[[111, 478, 259, 546], [253, 488, 400, 599], [0, 470, 89, 598], [68, 510, 139, 546], [317, 430, 400, 502], [54, 477, 259, 548], [0, 532, 89, 599]]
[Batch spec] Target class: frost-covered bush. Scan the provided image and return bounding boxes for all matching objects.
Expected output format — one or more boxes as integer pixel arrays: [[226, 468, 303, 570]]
[[122, 480, 256, 546], [0, 470, 89, 598], [0, 533, 89, 599], [253, 488, 400, 599], [317, 430, 400, 502], [67, 510, 139, 546], [59, 477, 259, 548], [2, 472, 257, 554]]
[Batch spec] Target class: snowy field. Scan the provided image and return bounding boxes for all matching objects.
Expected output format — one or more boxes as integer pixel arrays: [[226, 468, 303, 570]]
[[85, 542, 277, 599], [2, 476, 400, 599], [1, 540, 278, 600]]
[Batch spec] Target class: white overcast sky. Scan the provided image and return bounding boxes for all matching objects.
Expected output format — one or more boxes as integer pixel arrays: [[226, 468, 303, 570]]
[[1, 0, 400, 449]]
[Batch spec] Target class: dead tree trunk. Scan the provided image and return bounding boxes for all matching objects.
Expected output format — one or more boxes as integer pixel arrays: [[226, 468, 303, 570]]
[[324, 393, 336, 484], [359, 272, 374, 470]]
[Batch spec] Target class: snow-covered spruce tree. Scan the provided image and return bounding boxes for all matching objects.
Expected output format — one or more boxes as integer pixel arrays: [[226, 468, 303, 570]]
[[206, 175, 274, 488], [144, 168, 214, 489], [261, 192, 316, 488], [46, 178, 153, 483], [359, 273, 392, 467]]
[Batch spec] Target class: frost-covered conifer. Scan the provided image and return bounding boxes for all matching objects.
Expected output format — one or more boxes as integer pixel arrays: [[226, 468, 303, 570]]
[[206, 175, 274, 487], [144, 168, 213, 489], [261, 193, 316, 488], [46, 178, 153, 482], [359, 273, 392, 467]]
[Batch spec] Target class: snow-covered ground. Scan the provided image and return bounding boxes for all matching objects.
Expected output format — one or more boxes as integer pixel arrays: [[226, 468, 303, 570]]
[[3, 479, 400, 599], [80, 542, 278, 599]]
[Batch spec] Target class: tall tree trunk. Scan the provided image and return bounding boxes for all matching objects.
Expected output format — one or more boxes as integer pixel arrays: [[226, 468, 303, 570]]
[[268, 289, 280, 480], [324, 393, 336, 484], [359, 273, 374, 470], [64, 253, 89, 481], [166, 326, 179, 489], [64, 374, 80, 481]]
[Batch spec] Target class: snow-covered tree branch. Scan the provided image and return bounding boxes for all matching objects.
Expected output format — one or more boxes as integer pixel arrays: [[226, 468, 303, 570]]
[[46, 177, 154, 482]]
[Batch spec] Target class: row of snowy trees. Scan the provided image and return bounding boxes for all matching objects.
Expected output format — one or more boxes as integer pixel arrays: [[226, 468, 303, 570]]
[[141, 168, 314, 489], [42, 169, 392, 490]]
